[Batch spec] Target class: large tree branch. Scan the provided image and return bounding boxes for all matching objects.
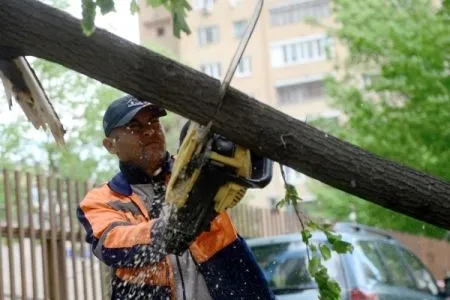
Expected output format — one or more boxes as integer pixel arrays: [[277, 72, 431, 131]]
[[1, 0, 449, 229]]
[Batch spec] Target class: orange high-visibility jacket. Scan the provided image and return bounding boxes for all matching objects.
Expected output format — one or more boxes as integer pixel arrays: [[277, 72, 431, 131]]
[[77, 171, 274, 299]]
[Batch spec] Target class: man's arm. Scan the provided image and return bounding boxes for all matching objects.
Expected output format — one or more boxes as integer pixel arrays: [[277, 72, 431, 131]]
[[77, 188, 169, 268]]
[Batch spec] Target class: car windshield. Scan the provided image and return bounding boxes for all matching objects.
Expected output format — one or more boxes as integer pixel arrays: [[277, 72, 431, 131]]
[[250, 242, 317, 294]]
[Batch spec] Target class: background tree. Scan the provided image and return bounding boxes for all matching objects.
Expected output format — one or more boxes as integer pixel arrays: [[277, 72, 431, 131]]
[[305, 0, 449, 238], [0, 0, 185, 182]]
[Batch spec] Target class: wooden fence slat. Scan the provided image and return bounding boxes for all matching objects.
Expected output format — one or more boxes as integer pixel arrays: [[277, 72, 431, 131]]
[[4, 170, 16, 300], [57, 178, 69, 299], [37, 174, 50, 300], [76, 181, 89, 300], [66, 178, 80, 300], [47, 176, 61, 300], [14, 171, 27, 299], [26, 173, 38, 299], [0, 214, 4, 300], [85, 181, 98, 300]]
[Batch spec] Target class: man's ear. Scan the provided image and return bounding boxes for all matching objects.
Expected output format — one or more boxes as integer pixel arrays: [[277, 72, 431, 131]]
[[103, 137, 118, 155]]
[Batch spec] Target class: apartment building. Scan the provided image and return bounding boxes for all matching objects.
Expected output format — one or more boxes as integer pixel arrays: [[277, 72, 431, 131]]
[[137, 0, 345, 208]]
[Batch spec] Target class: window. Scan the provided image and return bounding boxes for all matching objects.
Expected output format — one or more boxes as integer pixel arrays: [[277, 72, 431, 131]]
[[250, 242, 345, 292], [270, 0, 330, 26], [321, 252, 346, 288], [193, 0, 215, 11], [356, 241, 389, 285], [397, 247, 439, 295], [156, 27, 165, 37], [275, 256, 311, 287], [233, 19, 247, 38], [235, 56, 252, 77], [200, 62, 221, 79], [198, 26, 219, 46], [271, 36, 333, 67], [376, 242, 416, 289], [276, 80, 324, 105]]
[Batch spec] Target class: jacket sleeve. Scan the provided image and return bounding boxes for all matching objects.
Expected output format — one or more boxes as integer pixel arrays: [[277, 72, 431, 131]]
[[76, 187, 168, 268], [189, 213, 276, 299]]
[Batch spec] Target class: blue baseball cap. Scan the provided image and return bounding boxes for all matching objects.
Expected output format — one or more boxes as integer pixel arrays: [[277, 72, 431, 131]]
[[103, 95, 167, 136]]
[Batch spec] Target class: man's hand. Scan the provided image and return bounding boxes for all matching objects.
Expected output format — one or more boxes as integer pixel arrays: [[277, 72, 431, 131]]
[[159, 194, 217, 256]]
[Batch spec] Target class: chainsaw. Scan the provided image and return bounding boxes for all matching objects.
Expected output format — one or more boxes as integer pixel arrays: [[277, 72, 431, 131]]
[[165, 0, 271, 227]]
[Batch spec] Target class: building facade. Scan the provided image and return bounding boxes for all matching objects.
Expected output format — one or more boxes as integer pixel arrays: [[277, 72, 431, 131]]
[[137, 0, 346, 208]]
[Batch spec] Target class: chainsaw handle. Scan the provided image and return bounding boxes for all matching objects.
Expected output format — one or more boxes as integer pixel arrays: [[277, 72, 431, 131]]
[[228, 153, 273, 189], [249, 154, 273, 188]]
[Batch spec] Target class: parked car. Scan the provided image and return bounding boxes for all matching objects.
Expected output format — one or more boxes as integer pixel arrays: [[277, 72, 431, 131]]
[[247, 223, 449, 300]]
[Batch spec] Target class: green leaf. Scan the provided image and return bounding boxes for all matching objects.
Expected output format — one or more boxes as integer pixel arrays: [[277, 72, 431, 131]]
[[319, 244, 332, 260], [275, 198, 287, 209], [332, 240, 354, 254], [172, 10, 191, 38], [313, 266, 341, 300], [308, 257, 321, 276], [283, 183, 301, 206], [325, 232, 342, 244], [130, 0, 140, 14], [96, 0, 115, 15], [321, 223, 333, 232], [146, 0, 165, 7], [301, 229, 312, 244], [81, 0, 96, 36], [307, 220, 318, 230]]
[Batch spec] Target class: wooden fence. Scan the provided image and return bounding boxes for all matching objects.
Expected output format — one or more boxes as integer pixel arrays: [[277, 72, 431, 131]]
[[0, 169, 448, 299]]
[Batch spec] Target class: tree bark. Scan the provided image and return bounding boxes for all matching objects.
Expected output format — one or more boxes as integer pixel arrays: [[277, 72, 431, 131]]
[[1, 0, 449, 229]]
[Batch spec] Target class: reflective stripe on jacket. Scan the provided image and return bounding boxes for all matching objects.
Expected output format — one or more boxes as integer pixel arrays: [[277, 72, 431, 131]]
[[77, 172, 275, 299]]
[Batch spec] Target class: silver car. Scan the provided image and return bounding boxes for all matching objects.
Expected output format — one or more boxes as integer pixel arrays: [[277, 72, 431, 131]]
[[246, 223, 449, 300]]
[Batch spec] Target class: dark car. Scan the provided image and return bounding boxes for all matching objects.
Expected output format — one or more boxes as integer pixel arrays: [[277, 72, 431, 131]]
[[247, 223, 449, 300]]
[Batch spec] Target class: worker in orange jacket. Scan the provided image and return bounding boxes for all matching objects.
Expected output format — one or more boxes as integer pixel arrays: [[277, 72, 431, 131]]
[[77, 95, 275, 299]]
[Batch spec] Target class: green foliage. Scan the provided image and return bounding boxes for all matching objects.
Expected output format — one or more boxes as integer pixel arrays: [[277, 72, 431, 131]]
[[278, 167, 353, 300], [27, 58, 120, 182], [81, 0, 97, 35], [305, 0, 450, 238], [304, 220, 353, 300], [307, 182, 446, 238], [130, 0, 140, 14], [81, 0, 192, 37], [3, 58, 181, 183], [0, 0, 188, 182], [276, 183, 300, 209]]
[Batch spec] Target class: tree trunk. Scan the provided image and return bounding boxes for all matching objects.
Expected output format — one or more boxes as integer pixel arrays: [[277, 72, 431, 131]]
[[0, 0, 449, 229]]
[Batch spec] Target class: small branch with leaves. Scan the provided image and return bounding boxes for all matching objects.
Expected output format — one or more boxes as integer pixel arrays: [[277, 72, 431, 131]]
[[278, 165, 354, 300], [81, 0, 192, 37]]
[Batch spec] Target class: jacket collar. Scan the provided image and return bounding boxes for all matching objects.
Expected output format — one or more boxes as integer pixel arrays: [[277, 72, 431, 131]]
[[108, 172, 133, 196], [108, 152, 173, 196]]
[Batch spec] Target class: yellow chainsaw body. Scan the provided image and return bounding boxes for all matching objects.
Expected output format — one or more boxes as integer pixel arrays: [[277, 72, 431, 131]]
[[165, 122, 252, 213]]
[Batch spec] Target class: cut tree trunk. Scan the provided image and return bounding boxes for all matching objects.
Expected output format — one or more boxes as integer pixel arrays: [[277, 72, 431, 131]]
[[0, 0, 449, 229]]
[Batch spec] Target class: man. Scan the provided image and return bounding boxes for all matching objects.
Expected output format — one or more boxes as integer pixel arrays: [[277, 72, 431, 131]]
[[77, 95, 275, 299]]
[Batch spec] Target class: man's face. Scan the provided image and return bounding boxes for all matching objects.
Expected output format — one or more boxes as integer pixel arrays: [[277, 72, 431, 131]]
[[103, 107, 167, 174]]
